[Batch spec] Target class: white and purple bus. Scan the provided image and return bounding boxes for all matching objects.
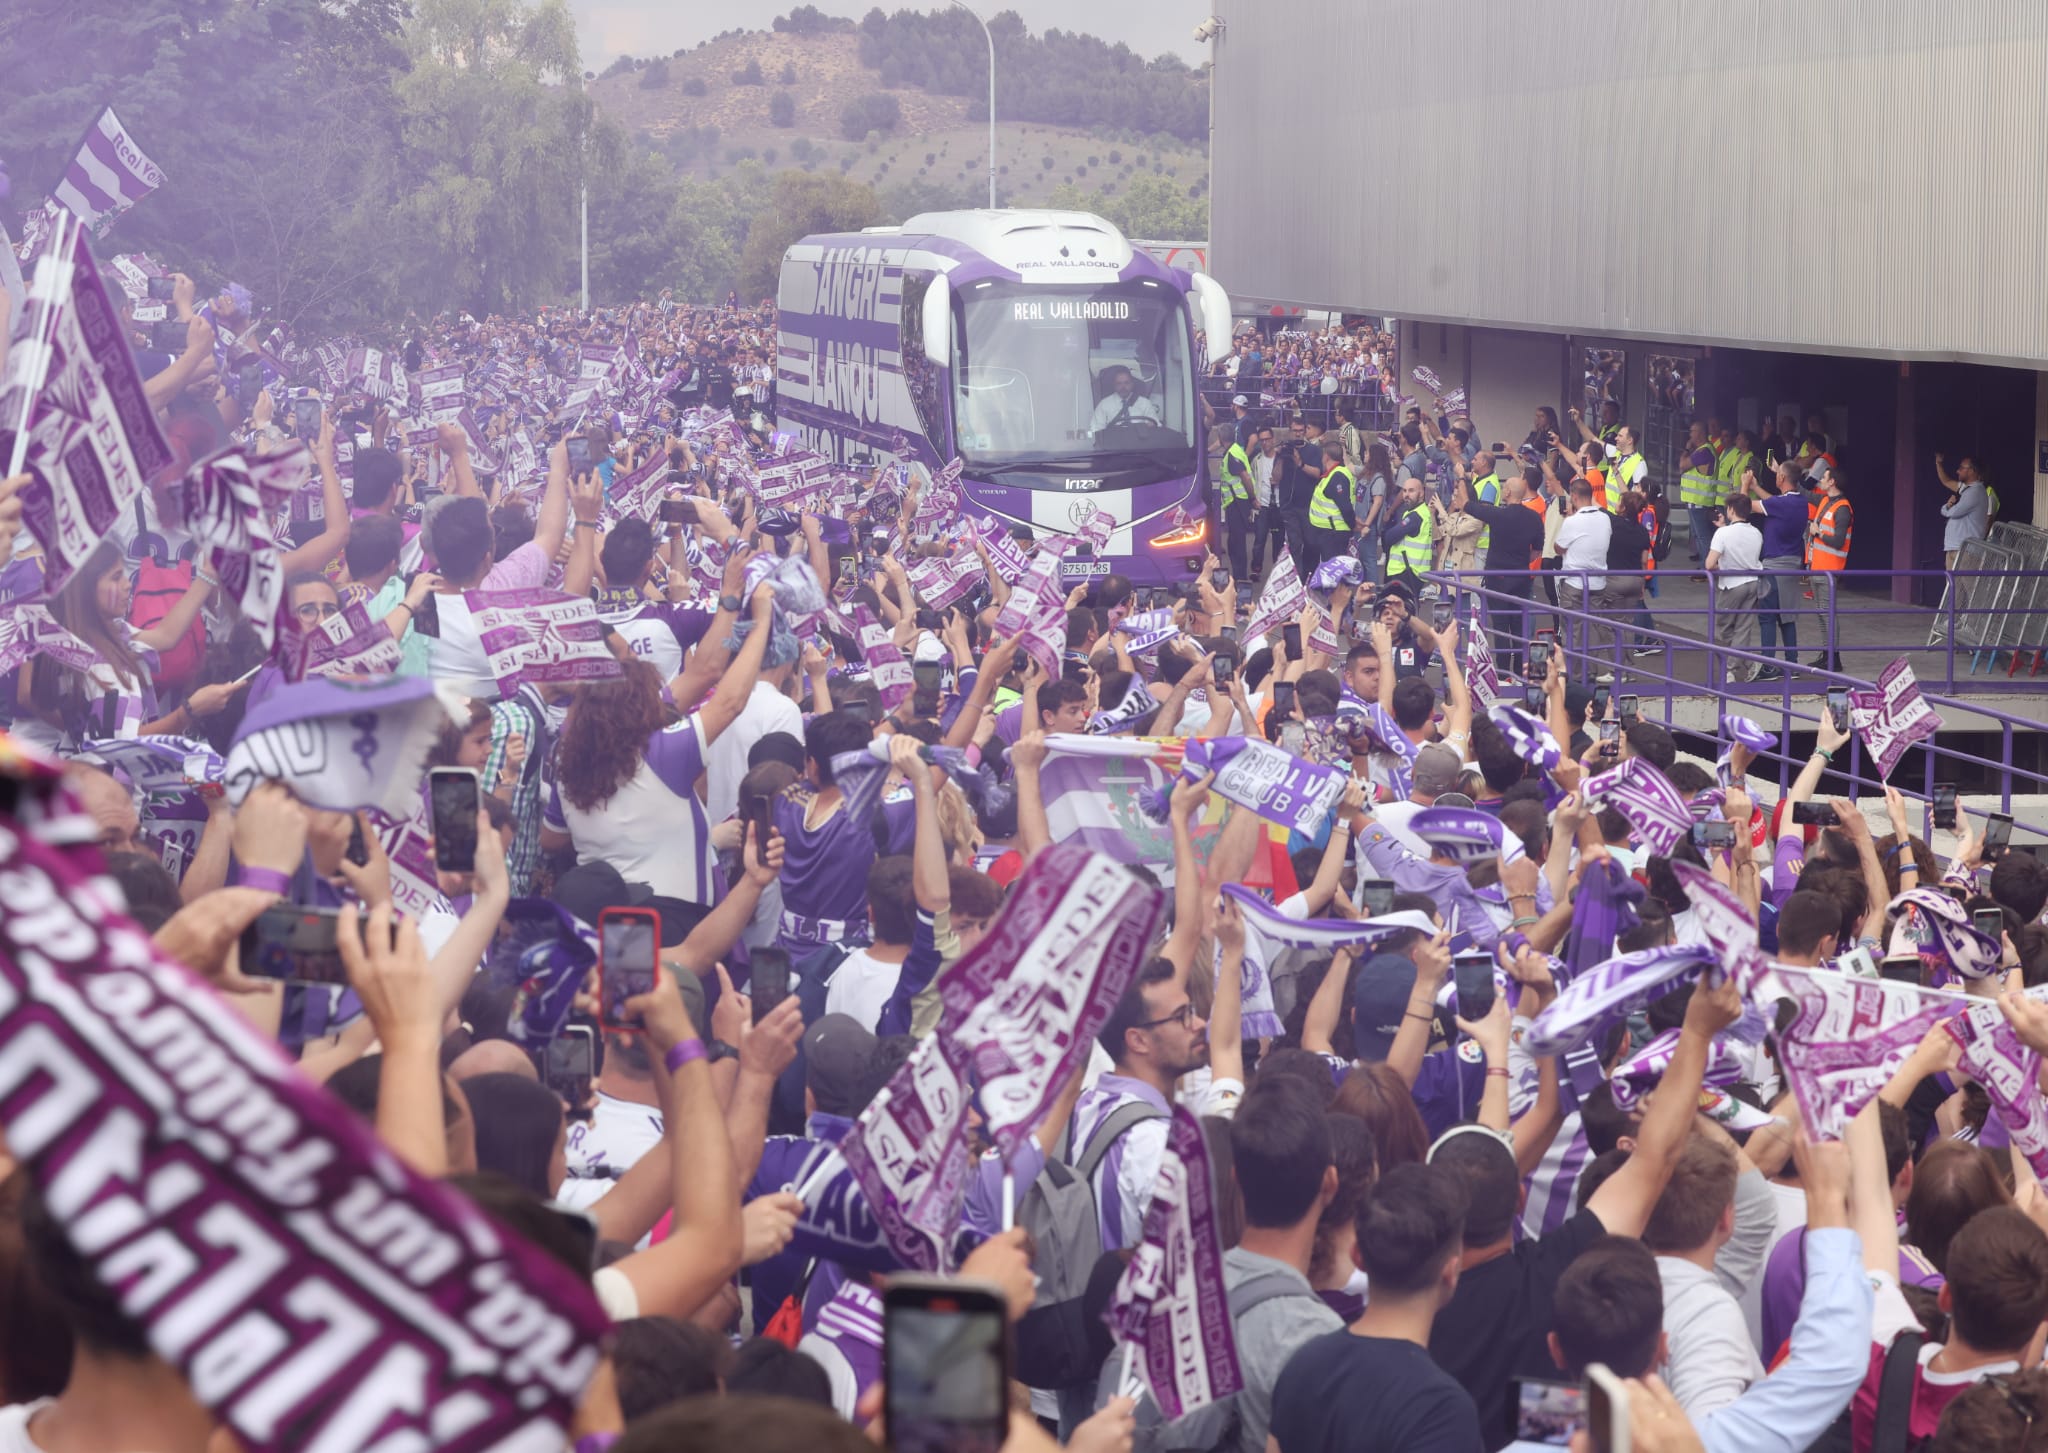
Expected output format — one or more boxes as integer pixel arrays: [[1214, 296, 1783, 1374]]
[[776, 209, 1233, 585]]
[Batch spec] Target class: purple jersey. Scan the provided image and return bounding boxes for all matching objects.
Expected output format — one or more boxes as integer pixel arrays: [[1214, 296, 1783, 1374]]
[[1759, 1224, 1942, 1360], [774, 785, 913, 940]]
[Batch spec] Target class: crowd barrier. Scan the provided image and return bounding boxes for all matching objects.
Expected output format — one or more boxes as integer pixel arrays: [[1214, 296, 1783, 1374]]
[[1426, 565, 2048, 842], [1199, 378, 1401, 432]]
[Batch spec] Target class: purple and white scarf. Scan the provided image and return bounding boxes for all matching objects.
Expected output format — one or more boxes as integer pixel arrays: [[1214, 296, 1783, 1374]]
[[1525, 944, 1716, 1056], [854, 604, 912, 712], [1849, 658, 1943, 782], [992, 549, 1068, 678], [466, 588, 623, 695], [1488, 702, 1562, 774], [79, 734, 219, 881], [1892, 886, 2002, 982], [1947, 1000, 2048, 1177], [1717, 713, 1775, 787], [278, 597, 402, 681], [1407, 805, 1528, 865], [1105, 1107, 1245, 1420], [1609, 1028, 1747, 1112], [1775, 970, 1958, 1139], [0, 784, 609, 1453], [969, 512, 1030, 584], [1584, 756, 1691, 857], [1145, 736, 1349, 837], [1118, 607, 1180, 656]]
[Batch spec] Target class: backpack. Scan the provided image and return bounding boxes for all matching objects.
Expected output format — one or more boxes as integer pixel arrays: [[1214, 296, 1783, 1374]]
[[129, 557, 207, 691], [1803, 1330, 1924, 1453], [1129, 1269, 1330, 1453], [1012, 1100, 1168, 1390]]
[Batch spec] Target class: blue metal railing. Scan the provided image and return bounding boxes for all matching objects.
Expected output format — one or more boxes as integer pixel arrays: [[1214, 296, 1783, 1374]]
[[1427, 566, 2048, 843]]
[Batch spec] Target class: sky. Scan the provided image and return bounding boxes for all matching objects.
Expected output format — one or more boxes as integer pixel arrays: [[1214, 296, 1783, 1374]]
[[568, 0, 1212, 70]]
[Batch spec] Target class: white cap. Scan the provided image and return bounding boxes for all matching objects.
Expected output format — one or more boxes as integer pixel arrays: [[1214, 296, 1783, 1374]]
[[913, 634, 947, 664], [1231, 394, 1249, 407]]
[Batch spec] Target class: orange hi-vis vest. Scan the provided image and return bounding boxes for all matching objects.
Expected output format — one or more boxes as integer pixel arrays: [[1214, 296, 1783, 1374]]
[[1809, 494, 1852, 570]]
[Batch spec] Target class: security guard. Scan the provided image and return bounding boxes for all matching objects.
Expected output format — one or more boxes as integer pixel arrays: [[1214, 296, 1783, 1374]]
[[1678, 446, 1721, 571], [1716, 429, 1756, 506], [1806, 464, 1853, 671], [1221, 435, 1257, 582], [1306, 442, 1358, 571], [1466, 451, 1501, 557], [1381, 472, 1435, 584]]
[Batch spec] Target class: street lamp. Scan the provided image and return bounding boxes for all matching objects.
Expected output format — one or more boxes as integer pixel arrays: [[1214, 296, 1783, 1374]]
[[951, 0, 995, 209]]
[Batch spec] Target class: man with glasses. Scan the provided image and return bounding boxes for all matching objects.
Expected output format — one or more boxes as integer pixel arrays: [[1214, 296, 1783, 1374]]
[[1072, 956, 1211, 1250]]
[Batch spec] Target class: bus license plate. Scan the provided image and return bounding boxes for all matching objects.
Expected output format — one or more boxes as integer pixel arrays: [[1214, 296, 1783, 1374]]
[[1060, 560, 1111, 579]]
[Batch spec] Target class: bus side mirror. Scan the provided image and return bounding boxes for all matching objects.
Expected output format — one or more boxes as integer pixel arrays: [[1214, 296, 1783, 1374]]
[[1190, 273, 1233, 365], [922, 275, 952, 369]]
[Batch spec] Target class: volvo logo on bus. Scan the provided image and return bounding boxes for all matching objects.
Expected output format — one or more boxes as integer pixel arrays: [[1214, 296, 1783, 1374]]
[[1063, 477, 1103, 491]]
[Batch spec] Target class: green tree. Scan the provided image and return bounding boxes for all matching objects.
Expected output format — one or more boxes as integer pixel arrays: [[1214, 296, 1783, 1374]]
[[639, 58, 669, 89], [733, 57, 764, 84], [1097, 172, 1206, 239], [736, 170, 879, 297], [769, 91, 796, 127]]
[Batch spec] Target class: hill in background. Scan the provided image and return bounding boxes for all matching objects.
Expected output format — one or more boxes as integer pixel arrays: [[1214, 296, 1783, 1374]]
[[590, 7, 1210, 235]]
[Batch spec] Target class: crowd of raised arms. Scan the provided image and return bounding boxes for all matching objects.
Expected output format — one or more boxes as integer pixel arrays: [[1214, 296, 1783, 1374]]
[[4, 268, 2048, 1453]]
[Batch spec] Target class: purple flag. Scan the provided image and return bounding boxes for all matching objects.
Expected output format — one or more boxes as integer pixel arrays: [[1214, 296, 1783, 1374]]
[[466, 588, 623, 695], [6, 220, 176, 593], [1464, 599, 1502, 711], [1776, 970, 1956, 1139], [836, 1033, 977, 1271], [0, 780, 608, 1453], [48, 106, 165, 237], [1849, 658, 1943, 781], [992, 549, 1068, 678], [223, 675, 460, 818], [1525, 944, 1716, 1056], [1947, 1001, 2048, 1177], [1160, 736, 1349, 837], [1104, 1107, 1245, 1421], [855, 604, 913, 712], [1584, 756, 1691, 857], [165, 445, 310, 648], [934, 841, 1166, 1163]]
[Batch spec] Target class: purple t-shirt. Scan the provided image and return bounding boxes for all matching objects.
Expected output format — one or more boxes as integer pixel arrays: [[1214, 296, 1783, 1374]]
[[774, 787, 914, 931], [1759, 1224, 1942, 1360], [1757, 492, 1809, 560]]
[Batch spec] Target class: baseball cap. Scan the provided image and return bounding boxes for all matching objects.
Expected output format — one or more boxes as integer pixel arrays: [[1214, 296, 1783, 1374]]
[[1231, 394, 1249, 407], [805, 1014, 879, 1116], [1350, 953, 1424, 1062], [1411, 744, 1463, 796]]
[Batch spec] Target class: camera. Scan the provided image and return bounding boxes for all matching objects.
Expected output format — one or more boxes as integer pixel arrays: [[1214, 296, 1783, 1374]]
[[1193, 16, 1224, 40]]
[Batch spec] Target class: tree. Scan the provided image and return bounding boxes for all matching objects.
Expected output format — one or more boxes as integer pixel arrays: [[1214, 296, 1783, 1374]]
[[1098, 172, 1206, 239], [838, 93, 900, 141], [639, 58, 670, 89], [737, 170, 880, 298], [769, 91, 796, 127], [682, 75, 708, 96], [733, 57, 764, 84], [780, 60, 798, 83]]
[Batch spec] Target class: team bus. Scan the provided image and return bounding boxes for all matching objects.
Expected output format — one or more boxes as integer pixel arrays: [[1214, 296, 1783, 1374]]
[[776, 209, 1233, 584]]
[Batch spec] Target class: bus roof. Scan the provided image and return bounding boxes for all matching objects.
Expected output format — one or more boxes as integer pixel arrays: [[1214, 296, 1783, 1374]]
[[841, 208, 1139, 280]]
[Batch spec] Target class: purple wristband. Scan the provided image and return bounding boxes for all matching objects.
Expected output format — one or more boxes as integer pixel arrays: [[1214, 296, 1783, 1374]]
[[664, 1039, 707, 1073], [238, 867, 293, 896], [573, 1436, 619, 1453]]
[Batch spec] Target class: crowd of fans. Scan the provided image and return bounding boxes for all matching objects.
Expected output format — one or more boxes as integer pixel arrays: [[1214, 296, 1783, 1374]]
[[2, 272, 2048, 1453]]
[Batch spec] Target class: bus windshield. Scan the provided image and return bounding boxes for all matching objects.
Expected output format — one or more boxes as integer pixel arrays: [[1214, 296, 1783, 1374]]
[[950, 280, 1195, 474]]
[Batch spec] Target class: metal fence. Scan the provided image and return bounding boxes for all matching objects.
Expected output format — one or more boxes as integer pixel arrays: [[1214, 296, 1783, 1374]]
[[1198, 377, 1401, 433], [1428, 565, 2048, 841], [1928, 527, 2048, 675]]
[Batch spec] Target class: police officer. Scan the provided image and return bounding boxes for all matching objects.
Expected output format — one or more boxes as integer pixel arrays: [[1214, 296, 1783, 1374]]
[[1305, 442, 1359, 571], [1221, 431, 1257, 582]]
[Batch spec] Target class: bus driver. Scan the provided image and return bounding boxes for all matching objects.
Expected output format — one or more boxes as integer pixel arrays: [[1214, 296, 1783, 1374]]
[[1090, 366, 1162, 433]]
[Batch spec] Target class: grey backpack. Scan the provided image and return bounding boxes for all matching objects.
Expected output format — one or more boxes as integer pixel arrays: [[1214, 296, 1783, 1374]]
[[1012, 1100, 1167, 1390], [1125, 1268, 1330, 1453]]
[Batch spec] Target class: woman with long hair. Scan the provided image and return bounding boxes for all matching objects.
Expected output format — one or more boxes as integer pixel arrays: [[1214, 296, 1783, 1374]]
[[24, 541, 225, 748], [542, 586, 773, 909]]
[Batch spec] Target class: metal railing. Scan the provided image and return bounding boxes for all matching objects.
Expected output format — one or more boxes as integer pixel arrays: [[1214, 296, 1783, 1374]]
[[1425, 565, 2048, 842], [1199, 377, 1401, 432]]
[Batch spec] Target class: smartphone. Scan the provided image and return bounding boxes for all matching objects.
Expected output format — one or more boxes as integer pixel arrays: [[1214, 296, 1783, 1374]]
[[150, 319, 189, 352], [884, 1275, 1009, 1453], [1272, 679, 1297, 715], [428, 767, 480, 873], [237, 361, 265, 401], [1357, 878, 1396, 917], [411, 591, 440, 638], [1974, 907, 2007, 941], [146, 275, 177, 302], [1692, 820, 1736, 851], [1586, 1363, 1630, 1453], [912, 659, 944, 692], [292, 395, 322, 439], [750, 947, 792, 1025], [1452, 953, 1496, 1020], [238, 905, 358, 985], [1932, 782, 1958, 831], [1837, 945, 1878, 979], [1790, 801, 1839, 827], [1880, 954, 1921, 984], [1212, 654, 1235, 686], [598, 907, 661, 1031], [658, 496, 695, 525], [1593, 685, 1611, 719], [345, 813, 371, 868], [1598, 720, 1620, 755], [1826, 686, 1851, 732], [1210, 568, 1231, 593], [543, 1025, 596, 1098], [1523, 684, 1544, 713], [1986, 812, 2014, 859], [1529, 640, 1552, 674], [1514, 1378, 1587, 1447], [1220, 625, 1237, 645], [1617, 694, 1639, 727], [1282, 622, 1303, 661], [565, 435, 593, 475]]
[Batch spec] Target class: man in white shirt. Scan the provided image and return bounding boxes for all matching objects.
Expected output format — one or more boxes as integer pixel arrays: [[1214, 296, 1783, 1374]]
[[704, 636, 804, 824], [1706, 494, 1766, 683], [1375, 743, 1463, 858], [821, 857, 917, 1029], [1553, 478, 1613, 671], [1089, 366, 1162, 433]]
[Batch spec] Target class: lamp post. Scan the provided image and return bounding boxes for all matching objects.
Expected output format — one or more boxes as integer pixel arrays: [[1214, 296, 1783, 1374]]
[[951, 0, 996, 208]]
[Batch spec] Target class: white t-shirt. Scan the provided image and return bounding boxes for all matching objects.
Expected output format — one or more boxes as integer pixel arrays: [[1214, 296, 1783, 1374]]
[[823, 946, 907, 1031], [0, 1402, 51, 1453], [562, 1089, 665, 1182], [427, 542, 551, 688], [704, 681, 803, 825], [1708, 522, 1764, 584], [1373, 798, 1433, 859]]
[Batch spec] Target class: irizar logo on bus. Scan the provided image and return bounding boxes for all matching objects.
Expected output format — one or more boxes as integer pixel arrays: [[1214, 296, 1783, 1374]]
[[1064, 477, 1103, 491]]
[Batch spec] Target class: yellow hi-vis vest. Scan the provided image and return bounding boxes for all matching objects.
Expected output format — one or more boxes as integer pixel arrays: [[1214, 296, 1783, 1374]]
[[1679, 464, 1719, 509], [1310, 465, 1353, 530], [1469, 473, 1500, 550], [1389, 498, 1434, 575], [1716, 447, 1753, 497], [1222, 443, 1253, 506]]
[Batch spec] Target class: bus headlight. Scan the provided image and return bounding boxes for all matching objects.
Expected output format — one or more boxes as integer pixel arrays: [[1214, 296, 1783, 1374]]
[[1150, 519, 1206, 549]]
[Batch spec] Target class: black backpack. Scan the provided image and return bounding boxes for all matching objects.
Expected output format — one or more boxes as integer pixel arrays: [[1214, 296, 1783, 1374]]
[[1804, 1331, 1924, 1453]]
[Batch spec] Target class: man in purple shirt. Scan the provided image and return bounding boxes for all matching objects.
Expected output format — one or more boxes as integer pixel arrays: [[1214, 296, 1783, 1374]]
[[1743, 462, 1813, 669]]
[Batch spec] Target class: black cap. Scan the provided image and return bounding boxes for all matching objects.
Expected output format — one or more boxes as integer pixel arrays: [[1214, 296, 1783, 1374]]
[[805, 1014, 879, 1116]]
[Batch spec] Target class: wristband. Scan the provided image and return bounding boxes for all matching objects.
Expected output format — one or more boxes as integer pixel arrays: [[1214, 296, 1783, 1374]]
[[1403, 1009, 1435, 1025], [237, 866, 293, 896], [664, 1039, 707, 1073], [1486, 1067, 1510, 1079], [574, 1436, 619, 1453], [1812, 746, 1834, 761], [1510, 915, 1540, 928]]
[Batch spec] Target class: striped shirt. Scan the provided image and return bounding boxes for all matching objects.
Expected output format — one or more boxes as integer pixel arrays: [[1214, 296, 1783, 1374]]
[[1071, 1073, 1172, 1251], [798, 1281, 884, 1420]]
